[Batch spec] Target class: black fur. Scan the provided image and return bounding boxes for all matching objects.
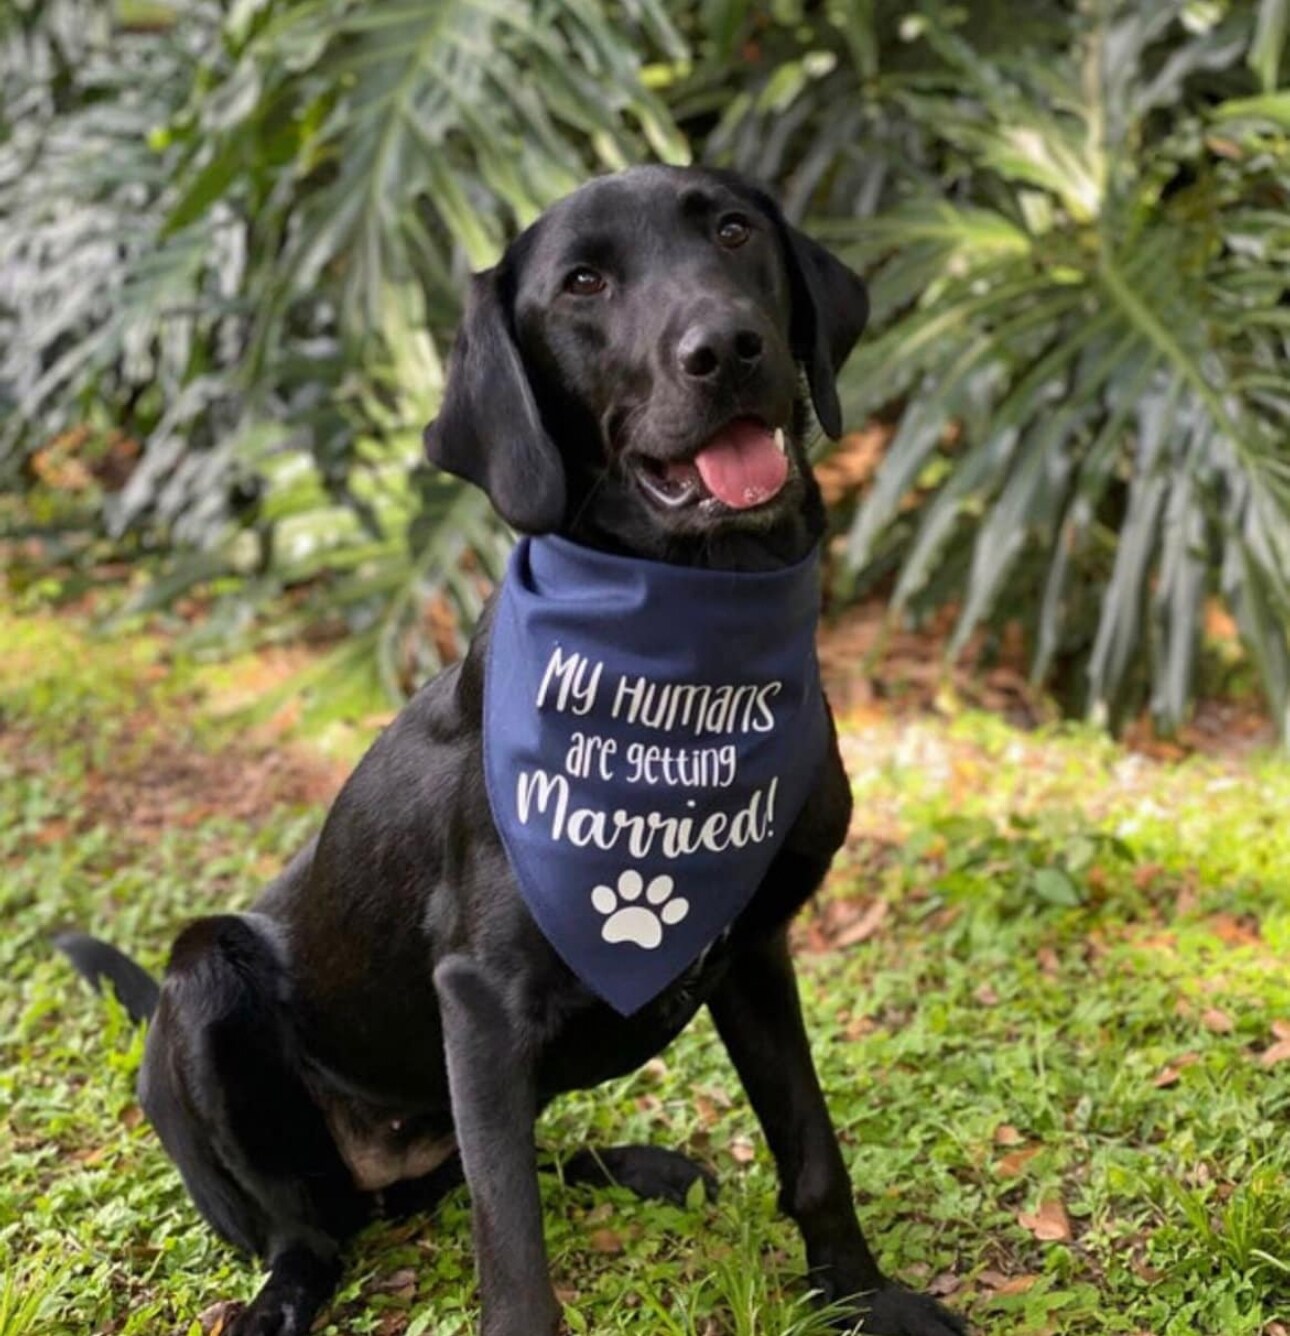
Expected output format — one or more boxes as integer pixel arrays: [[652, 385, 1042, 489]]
[[58, 167, 966, 1336]]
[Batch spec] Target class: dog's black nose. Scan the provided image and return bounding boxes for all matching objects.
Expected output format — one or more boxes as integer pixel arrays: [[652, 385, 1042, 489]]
[[677, 323, 764, 380]]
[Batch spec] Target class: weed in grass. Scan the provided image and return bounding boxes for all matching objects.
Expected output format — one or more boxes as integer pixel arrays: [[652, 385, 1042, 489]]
[[0, 1256, 68, 1336]]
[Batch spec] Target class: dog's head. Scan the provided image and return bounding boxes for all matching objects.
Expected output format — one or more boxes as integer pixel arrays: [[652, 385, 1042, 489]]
[[424, 166, 867, 567]]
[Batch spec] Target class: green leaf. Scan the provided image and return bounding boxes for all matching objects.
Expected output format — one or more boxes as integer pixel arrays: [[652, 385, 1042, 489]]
[[1031, 348, 1156, 684], [1213, 90, 1290, 126], [1150, 426, 1210, 731], [1248, 0, 1289, 91], [404, 1305, 438, 1336], [948, 410, 1077, 661], [1032, 867, 1083, 907], [1084, 379, 1181, 727]]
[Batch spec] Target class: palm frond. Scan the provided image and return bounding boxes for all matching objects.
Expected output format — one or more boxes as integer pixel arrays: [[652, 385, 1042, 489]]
[[833, 0, 1290, 736]]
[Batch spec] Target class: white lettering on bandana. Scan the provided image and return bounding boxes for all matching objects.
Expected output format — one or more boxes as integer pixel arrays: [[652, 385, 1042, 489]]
[[484, 536, 828, 1015]]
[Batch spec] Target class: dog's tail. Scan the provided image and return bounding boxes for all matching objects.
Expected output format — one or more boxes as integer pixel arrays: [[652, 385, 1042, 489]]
[[53, 931, 160, 1024]]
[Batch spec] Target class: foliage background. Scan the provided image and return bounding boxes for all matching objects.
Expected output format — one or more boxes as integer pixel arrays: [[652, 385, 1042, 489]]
[[2, 0, 1288, 733]]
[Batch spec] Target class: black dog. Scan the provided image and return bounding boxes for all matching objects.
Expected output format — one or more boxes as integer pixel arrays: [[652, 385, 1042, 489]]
[[59, 166, 966, 1336]]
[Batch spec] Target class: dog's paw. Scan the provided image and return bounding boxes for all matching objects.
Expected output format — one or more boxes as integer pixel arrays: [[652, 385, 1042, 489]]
[[840, 1286, 969, 1336], [562, 1143, 718, 1206], [226, 1297, 306, 1336]]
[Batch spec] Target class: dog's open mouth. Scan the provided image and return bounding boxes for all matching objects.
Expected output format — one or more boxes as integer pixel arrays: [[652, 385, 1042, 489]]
[[635, 418, 790, 512]]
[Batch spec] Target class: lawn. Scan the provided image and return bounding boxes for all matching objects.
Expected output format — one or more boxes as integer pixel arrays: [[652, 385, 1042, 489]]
[[2, 605, 1288, 1336]]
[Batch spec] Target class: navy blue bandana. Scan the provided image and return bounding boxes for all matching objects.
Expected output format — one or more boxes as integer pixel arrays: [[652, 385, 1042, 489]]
[[484, 535, 829, 1016]]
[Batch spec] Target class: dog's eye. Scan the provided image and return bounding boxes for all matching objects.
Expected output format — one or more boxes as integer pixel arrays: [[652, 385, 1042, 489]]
[[563, 267, 606, 296], [716, 215, 752, 249]]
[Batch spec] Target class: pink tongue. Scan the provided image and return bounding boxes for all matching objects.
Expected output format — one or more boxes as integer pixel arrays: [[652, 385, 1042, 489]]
[[692, 420, 788, 510]]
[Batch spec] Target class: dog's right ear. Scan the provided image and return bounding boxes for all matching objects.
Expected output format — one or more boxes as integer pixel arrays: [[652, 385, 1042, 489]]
[[423, 268, 567, 533]]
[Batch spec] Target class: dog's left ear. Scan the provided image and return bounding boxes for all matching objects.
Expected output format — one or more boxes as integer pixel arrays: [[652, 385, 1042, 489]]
[[782, 226, 868, 439], [423, 266, 566, 533], [761, 204, 868, 440], [718, 171, 867, 437]]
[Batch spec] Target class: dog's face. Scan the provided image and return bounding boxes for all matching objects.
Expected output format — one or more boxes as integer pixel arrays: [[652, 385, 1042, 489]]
[[424, 166, 868, 567]]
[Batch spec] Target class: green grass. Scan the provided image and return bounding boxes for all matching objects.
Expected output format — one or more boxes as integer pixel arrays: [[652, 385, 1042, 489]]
[[2, 605, 1289, 1335]]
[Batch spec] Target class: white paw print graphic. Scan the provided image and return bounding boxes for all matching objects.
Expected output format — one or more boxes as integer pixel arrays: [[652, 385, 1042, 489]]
[[591, 869, 689, 949]]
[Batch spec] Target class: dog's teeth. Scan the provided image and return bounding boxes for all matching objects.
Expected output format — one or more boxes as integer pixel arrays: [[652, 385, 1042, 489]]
[[773, 428, 786, 455]]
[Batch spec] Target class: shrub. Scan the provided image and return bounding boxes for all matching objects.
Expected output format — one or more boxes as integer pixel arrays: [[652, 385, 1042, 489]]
[[2, 1, 1287, 734]]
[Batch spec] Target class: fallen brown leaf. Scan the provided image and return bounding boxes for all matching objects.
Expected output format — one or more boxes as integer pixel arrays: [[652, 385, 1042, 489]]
[[1154, 1053, 1200, 1087], [589, 1228, 624, 1254], [845, 1014, 878, 1041], [993, 1124, 1025, 1147], [1017, 1197, 1071, 1242], [35, 818, 71, 846], [975, 1270, 1009, 1290], [994, 1275, 1041, 1295], [834, 898, 889, 948], [997, 1145, 1042, 1177], [198, 1301, 244, 1336], [1259, 1038, 1290, 1068], [1174, 883, 1199, 917], [976, 1269, 1040, 1293], [373, 1267, 417, 1299], [1207, 913, 1262, 948], [1201, 1008, 1234, 1034]]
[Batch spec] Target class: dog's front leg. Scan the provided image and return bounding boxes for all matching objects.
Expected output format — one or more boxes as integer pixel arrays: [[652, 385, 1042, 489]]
[[435, 956, 560, 1336], [709, 928, 967, 1335], [709, 928, 884, 1298]]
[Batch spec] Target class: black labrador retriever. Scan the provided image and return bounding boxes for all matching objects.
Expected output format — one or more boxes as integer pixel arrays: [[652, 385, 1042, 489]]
[[59, 166, 966, 1336]]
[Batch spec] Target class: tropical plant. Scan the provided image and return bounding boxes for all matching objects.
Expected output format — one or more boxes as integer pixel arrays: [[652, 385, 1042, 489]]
[[826, 2, 1290, 735], [2, 0, 690, 686], [1, 0, 233, 528], [3, 0, 1289, 737]]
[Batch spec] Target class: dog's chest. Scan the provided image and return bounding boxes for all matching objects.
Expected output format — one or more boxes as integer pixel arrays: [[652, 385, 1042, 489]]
[[535, 948, 732, 1097], [528, 832, 834, 1099]]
